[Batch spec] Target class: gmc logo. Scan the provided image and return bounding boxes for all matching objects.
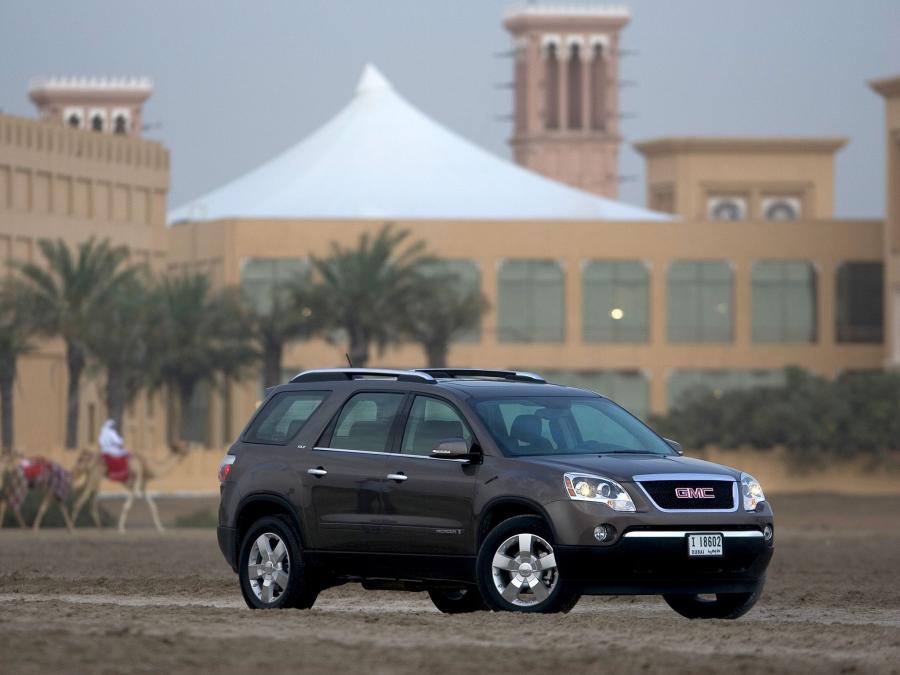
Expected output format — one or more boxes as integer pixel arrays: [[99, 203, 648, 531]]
[[675, 487, 715, 499]]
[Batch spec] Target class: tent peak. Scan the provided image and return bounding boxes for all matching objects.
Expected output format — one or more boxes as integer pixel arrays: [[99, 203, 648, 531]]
[[355, 63, 392, 95]]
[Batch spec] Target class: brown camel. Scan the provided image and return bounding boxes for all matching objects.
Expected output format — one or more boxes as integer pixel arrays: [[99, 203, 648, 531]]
[[71, 443, 190, 533], [0, 451, 75, 532]]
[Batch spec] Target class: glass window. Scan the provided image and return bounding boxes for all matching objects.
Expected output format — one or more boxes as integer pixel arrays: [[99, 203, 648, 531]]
[[330, 392, 405, 453], [183, 381, 210, 445], [836, 262, 884, 343], [401, 396, 473, 456], [419, 259, 481, 342], [667, 260, 733, 342], [542, 370, 649, 419], [473, 396, 673, 457], [498, 260, 564, 343], [244, 391, 328, 445], [667, 370, 785, 408], [241, 258, 309, 315], [583, 260, 649, 343], [752, 260, 817, 342]]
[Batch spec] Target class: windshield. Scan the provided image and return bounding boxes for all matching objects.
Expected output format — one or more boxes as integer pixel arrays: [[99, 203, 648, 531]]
[[473, 396, 674, 457]]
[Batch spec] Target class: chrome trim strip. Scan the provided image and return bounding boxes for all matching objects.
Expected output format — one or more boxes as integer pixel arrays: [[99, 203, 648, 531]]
[[312, 447, 468, 463], [623, 530, 763, 539], [632, 474, 739, 513]]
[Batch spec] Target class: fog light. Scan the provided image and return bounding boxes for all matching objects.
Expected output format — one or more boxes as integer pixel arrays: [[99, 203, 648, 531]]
[[763, 524, 774, 541], [594, 525, 613, 542]]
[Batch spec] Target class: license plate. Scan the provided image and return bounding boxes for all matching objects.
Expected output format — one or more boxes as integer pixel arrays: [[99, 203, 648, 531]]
[[688, 533, 723, 557]]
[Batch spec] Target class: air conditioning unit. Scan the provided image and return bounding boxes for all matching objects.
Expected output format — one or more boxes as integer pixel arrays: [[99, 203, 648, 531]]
[[707, 196, 747, 221], [761, 197, 801, 221]]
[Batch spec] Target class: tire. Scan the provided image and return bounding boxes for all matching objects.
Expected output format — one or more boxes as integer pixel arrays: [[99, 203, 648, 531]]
[[427, 588, 487, 614], [476, 515, 579, 613], [663, 577, 765, 619], [238, 514, 318, 610]]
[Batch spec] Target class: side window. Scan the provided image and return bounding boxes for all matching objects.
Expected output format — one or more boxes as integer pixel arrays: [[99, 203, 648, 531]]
[[330, 392, 405, 453], [401, 397, 473, 456], [244, 391, 328, 445], [570, 402, 642, 451]]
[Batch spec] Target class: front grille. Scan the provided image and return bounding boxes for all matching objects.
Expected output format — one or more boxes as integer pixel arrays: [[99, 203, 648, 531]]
[[639, 480, 735, 510]]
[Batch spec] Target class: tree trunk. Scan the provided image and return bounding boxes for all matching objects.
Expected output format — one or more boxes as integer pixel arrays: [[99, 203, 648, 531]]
[[348, 327, 369, 367], [0, 357, 15, 452], [65, 339, 85, 449], [425, 340, 449, 368], [263, 341, 283, 389], [177, 380, 196, 445], [105, 368, 127, 431]]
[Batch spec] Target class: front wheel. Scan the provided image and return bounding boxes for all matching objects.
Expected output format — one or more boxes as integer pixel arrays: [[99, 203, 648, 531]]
[[476, 515, 579, 613], [663, 578, 765, 619], [238, 515, 318, 610], [427, 588, 487, 614]]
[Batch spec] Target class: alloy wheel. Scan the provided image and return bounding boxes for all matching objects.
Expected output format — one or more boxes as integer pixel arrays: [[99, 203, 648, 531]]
[[490, 532, 558, 606]]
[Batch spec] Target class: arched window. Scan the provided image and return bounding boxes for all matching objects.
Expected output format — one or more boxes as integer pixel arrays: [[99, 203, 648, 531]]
[[91, 114, 103, 132], [67, 113, 81, 128], [583, 260, 649, 342], [667, 260, 733, 342], [752, 261, 817, 342], [567, 43, 582, 129], [498, 260, 564, 342], [544, 43, 560, 130], [836, 262, 884, 343], [114, 114, 128, 134], [590, 43, 606, 130]]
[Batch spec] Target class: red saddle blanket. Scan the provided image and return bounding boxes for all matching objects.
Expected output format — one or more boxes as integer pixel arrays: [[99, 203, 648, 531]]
[[103, 455, 130, 482]]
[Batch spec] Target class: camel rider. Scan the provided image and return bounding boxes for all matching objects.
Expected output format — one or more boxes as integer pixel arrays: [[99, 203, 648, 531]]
[[98, 419, 130, 482]]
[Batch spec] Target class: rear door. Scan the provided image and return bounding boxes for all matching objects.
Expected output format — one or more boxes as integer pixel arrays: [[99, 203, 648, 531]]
[[308, 391, 405, 551], [377, 394, 479, 555]]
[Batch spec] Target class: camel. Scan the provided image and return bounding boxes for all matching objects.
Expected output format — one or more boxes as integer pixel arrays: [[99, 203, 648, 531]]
[[0, 451, 75, 532], [71, 442, 190, 533]]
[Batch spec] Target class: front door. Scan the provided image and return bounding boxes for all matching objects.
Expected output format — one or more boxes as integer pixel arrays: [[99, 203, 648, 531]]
[[308, 391, 405, 551], [378, 395, 478, 556]]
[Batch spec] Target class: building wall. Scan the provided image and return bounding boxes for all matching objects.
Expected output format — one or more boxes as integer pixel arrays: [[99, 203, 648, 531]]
[[0, 112, 170, 452], [168, 216, 884, 448]]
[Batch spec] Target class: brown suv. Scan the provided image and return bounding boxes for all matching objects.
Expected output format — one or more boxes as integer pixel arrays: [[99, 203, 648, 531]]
[[217, 368, 774, 617]]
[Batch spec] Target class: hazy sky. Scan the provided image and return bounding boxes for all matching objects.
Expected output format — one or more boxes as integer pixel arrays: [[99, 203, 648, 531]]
[[1, 1, 898, 217]]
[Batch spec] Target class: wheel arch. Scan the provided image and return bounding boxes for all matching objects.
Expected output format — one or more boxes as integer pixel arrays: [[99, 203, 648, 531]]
[[477, 497, 558, 547], [235, 493, 306, 555]]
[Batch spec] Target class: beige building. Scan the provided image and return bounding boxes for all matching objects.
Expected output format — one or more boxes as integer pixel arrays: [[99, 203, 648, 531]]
[[0, 78, 169, 453], [0, 8, 895, 459]]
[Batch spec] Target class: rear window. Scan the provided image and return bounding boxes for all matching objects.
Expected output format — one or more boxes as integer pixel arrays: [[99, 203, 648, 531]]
[[244, 391, 328, 445]]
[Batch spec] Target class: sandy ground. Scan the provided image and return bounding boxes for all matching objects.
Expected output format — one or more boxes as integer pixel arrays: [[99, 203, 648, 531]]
[[1, 494, 899, 674]]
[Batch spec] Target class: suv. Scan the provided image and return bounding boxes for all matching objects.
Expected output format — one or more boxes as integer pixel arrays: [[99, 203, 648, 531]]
[[217, 368, 774, 617]]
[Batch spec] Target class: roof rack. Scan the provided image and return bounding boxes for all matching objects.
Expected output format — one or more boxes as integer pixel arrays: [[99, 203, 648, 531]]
[[414, 368, 546, 383], [291, 368, 436, 384]]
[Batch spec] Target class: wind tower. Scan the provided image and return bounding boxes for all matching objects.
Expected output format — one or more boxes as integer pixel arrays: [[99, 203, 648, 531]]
[[503, 4, 629, 198]]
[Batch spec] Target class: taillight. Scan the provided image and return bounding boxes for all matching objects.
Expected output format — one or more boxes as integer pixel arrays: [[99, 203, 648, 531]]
[[218, 454, 236, 482]]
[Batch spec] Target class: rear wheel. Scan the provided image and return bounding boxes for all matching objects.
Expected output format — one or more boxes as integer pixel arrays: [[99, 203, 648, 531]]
[[663, 578, 765, 619], [238, 515, 318, 610], [476, 515, 579, 613], [427, 588, 487, 614]]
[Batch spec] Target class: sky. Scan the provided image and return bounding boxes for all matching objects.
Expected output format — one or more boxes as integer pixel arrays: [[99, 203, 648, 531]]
[[1, 0, 898, 217]]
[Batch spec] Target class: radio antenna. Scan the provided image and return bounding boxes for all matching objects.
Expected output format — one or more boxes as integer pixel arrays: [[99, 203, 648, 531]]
[[345, 353, 354, 368]]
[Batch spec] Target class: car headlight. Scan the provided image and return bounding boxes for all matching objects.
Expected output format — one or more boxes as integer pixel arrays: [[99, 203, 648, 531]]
[[563, 472, 636, 512], [741, 472, 765, 511]]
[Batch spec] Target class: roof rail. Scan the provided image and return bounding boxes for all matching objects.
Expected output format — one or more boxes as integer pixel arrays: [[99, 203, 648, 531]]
[[414, 368, 546, 383], [290, 368, 436, 384]]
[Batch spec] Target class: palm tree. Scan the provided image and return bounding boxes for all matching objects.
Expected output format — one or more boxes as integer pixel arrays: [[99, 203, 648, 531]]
[[17, 238, 136, 449], [251, 271, 324, 390], [312, 225, 426, 367], [149, 274, 257, 445], [82, 274, 153, 430], [0, 278, 44, 452], [403, 270, 489, 367]]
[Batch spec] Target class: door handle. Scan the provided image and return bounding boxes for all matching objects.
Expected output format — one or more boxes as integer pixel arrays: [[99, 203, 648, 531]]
[[307, 467, 328, 477], [386, 473, 408, 482]]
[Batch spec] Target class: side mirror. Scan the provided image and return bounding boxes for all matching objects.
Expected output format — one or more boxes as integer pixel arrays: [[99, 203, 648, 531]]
[[665, 438, 684, 455], [431, 438, 481, 462]]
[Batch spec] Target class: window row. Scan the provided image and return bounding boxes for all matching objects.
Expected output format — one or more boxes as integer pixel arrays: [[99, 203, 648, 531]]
[[240, 258, 885, 346]]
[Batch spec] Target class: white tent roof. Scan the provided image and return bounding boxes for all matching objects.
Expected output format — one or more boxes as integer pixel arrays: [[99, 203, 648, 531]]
[[169, 64, 670, 223]]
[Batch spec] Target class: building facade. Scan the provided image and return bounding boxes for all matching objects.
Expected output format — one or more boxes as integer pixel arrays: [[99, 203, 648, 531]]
[[0, 78, 169, 452]]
